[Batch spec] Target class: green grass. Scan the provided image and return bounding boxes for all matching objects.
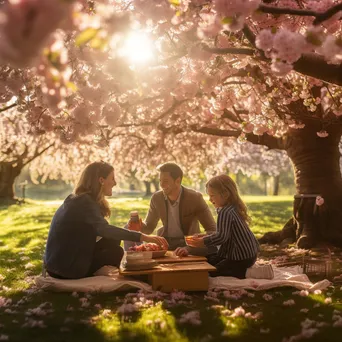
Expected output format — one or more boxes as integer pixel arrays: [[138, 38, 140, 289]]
[[0, 196, 342, 342]]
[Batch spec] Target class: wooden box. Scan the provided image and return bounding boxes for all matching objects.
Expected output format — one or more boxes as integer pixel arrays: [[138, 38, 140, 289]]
[[120, 260, 216, 292]]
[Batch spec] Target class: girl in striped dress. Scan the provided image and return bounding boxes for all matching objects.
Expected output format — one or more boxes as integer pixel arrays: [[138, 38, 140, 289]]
[[187, 174, 262, 278]]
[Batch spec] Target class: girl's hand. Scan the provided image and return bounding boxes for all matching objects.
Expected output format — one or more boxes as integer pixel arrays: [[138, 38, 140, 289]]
[[174, 247, 189, 257], [186, 237, 205, 248], [193, 233, 207, 238], [141, 234, 169, 250]]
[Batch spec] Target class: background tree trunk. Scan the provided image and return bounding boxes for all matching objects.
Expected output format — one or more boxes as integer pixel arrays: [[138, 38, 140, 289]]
[[0, 162, 22, 204], [273, 175, 280, 196], [144, 181, 152, 197], [152, 178, 159, 192], [260, 122, 342, 248]]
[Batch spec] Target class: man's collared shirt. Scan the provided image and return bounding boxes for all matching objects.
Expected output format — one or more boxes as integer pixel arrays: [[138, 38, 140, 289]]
[[166, 188, 184, 238]]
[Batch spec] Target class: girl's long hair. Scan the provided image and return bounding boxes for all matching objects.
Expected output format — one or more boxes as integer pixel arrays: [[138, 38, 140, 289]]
[[74, 161, 114, 217], [206, 174, 251, 224]]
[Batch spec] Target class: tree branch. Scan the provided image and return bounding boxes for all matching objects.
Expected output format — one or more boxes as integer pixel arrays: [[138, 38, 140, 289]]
[[118, 99, 185, 128], [202, 46, 255, 56], [191, 125, 286, 150], [293, 53, 342, 86], [0, 102, 18, 113], [22, 142, 55, 167], [258, 3, 342, 25]]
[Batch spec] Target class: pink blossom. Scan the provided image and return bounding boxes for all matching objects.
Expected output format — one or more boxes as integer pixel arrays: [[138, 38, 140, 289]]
[[317, 130, 329, 138], [256, 29, 274, 51], [300, 290, 309, 297], [22, 318, 46, 328], [0, 297, 12, 308], [178, 310, 202, 325], [197, 13, 221, 39], [0, 0, 74, 67], [271, 61, 293, 76], [260, 328, 270, 334], [316, 196, 325, 206], [213, 0, 260, 18], [24, 262, 34, 270], [0, 335, 9, 341], [273, 29, 306, 64], [333, 317, 342, 327], [232, 306, 246, 317], [324, 297, 332, 304], [319, 35, 342, 64], [262, 293, 273, 301], [283, 299, 295, 306], [242, 122, 254, 133], [300, 308, 309, 313]]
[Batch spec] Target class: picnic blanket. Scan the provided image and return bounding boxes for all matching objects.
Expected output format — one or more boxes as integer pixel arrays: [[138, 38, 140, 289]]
[[209, 265, 331, 291], [35, 266, 152, 293], [36, 265, 331, 293]]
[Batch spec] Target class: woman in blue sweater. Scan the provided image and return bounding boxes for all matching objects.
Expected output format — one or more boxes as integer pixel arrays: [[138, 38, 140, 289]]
[[44, 161, 168, 279]]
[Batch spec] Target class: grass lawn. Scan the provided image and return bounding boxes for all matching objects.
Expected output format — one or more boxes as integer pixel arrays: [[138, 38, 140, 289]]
[[0, 196, 342, 342]]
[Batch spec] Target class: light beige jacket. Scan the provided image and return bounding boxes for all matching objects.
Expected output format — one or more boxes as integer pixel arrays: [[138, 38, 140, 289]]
[[141, 186, 216, 236]]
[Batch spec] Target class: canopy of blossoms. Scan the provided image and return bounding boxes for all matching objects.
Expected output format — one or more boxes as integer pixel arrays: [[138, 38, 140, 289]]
[[1, 0, 342, 158]]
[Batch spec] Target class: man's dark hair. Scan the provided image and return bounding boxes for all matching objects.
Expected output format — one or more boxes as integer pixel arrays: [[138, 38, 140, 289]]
[[157, 162, 183, 181]]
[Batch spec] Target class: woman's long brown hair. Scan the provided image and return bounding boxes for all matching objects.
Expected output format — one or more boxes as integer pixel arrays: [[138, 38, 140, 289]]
[[74, 161, 113, 217], [206, 174, 251, 224]]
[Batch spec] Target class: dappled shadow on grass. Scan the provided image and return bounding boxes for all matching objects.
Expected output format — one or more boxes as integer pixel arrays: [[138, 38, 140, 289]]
[[248, 201, 293, 237]]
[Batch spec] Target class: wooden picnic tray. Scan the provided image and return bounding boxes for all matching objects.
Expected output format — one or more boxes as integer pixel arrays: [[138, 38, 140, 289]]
[[120, 261, 216, 292], [154, 251, 207, 263]]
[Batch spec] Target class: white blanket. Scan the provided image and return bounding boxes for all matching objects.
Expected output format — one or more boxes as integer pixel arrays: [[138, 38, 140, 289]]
[[36, 267, 151, 293], [36, 265, 331, 293], [209, 265, 331, 292]]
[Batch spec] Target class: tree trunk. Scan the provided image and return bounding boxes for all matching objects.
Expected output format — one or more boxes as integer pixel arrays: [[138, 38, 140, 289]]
[[144, 181, 152, 197], [0, 162, 22, 204], [152, 178, 160, 192], [260, 122, 342, 248], [263, 174, 268, 195], [273, 175, 280, 196]]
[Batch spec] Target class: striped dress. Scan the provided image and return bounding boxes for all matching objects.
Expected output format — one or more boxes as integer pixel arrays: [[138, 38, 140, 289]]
[[203, 205, 259, 260]]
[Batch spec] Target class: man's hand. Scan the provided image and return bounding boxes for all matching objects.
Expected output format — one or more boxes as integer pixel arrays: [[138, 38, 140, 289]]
[[186, 237, 205, 248], [174, 247, 189, 257], [140, 233, 169, 250]]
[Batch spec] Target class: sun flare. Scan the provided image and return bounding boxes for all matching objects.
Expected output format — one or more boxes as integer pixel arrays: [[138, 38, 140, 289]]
[[119, 31, 154, 65]]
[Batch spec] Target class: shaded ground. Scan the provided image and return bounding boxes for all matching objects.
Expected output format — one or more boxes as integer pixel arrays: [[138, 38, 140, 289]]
[[0, 197, 342, 342]]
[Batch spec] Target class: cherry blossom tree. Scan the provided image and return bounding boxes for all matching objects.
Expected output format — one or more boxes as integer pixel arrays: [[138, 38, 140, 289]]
[[1, 0, 342, 248], [0, 108, 55, 203]]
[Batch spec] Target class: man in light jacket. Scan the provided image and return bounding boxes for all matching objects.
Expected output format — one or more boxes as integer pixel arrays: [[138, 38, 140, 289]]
[[139, 162, 216, 252]]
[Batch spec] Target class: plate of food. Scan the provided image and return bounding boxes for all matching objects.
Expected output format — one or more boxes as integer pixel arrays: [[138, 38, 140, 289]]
[[128, 243, 167, 258]]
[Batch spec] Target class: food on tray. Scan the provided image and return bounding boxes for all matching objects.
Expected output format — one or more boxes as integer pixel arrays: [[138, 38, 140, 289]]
[[185, 235, 194, 241], [129, 242, 165, 252]]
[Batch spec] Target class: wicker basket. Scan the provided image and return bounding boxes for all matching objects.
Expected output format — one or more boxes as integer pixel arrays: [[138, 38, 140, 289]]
[[302, 249, 332, 279]]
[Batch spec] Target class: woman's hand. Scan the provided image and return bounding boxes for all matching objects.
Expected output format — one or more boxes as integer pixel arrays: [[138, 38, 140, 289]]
[[140, 234, 169, 250], [174, 247, 189, 257], [186, 237, 205, 248]]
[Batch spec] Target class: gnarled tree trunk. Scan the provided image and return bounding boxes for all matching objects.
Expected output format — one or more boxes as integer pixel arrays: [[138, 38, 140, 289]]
[[0, 162, 22, 204], [260, 122, 342, 248]]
